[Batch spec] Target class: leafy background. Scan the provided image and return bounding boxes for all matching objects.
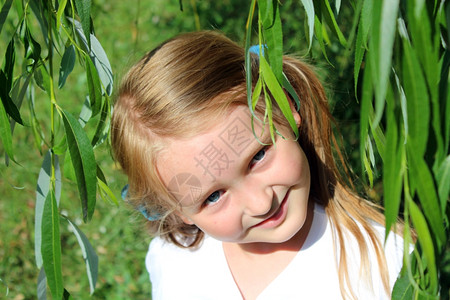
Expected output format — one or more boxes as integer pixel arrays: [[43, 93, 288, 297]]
[[2, 0, 447, 299]]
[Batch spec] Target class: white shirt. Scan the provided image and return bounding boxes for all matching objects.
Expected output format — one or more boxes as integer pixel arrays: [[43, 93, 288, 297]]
[[146, 205, 405, 299]]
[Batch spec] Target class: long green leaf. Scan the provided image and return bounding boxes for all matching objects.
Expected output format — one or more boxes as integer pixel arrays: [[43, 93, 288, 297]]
[[402, 41, 429, 159], [62, 216, 98, 294], [88, 34, 114, 96], [259, 55, 298, 138], [359, 57, 374, 182], [383, 87, 404, 235], [439, 50, 450, 157], [85, 54, 102, 117], [408, 147, 445, 248], [392, 273, 414, 300], [60, 109, 97, 222], [0, 96, 14, 162], [261, 1, 283, 83], [0, 70, 23, 125], [354, 22, 365, 93], [79, 97, 92, 128], [41, 190, 63, 300], [370, 0, 399, 128], [3, 38, 15, 91], [35, 151, 61, 268], [91, 95, 110, 147], [37, 267, 47, 300], [299, 0, 314, 51], [245, 0, 257, 115], [34, 65, 51, 94], [71, 19, 114, 95], [0, 0, 13, 35], [314, 16, 331, 64], [258, 0, 272, 26], [281, 73, 300, 111], [56, 0, 68, 30], [436, 155, 450, 213], [321, 0, 347, 47], [354, 0, 372, 92], [98, 177, 119, 206], [74, 0, 92, 47], [58, 45, 76, 89], [10, 74, 32, 132], [408, 199, 438, 294]]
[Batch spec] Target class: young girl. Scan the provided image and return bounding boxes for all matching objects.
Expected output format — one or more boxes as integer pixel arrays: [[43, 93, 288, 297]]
[[111, 31, 406, 299]]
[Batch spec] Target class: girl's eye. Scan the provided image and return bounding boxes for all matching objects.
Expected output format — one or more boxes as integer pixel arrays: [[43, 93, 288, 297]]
[[250, 148, 266, 166], [204, 190, 223, 206]]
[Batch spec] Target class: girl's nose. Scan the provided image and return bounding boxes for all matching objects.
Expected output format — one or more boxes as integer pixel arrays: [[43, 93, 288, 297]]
[[238, 177, 274, 217]]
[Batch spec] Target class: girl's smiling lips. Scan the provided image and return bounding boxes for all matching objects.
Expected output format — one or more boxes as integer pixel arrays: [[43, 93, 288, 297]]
[[252, 190, 290, 229]]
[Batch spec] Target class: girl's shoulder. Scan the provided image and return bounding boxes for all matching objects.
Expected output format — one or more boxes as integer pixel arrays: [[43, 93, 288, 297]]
[[146, 236, 242, 299]]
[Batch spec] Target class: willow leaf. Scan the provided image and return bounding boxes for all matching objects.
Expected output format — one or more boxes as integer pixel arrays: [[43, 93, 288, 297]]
[[259, 56, 298, 137], [91, 95, 110, 147], [74, 0, 91, 47], [354, 0, 372, 92], [262, 2, 283, 82], [41, 190, 63, 300], [98, 178, 119, 206], [360, 57, 373, 180], [62, 216, 98, 294], [0, 70, 23, 125], [335, 0, 341, 14], [58, 45, 76, 89], [402, 41, 429, 158], [258, 0, 272, 27], [439, 50, 450, 158], [60, 109, 97, 222], [383, 90, 403, 235], [299, 0, 314, 51], [314, 16, 331, 64], [354, 22, 365, 93], [282, 73, 300, 110], [37, 267, 46, 300], [322, 0, 347, 46], [0, 0, 13, 35], [391, 273, 414, 299], [85, 54, 102, 117], [436, 155, 450, 213], [252, 78, 262, 110], [35, 151, 61, 268], [408, 200, 438, 294], [0, 97, 14, 162], [56, 0, 68, 30], [370, 0, 399, 128], [70, 19, 114, 95], [3, 38, 15, 91], [245, 0, 257, 115], [408, 146, 445, 248]]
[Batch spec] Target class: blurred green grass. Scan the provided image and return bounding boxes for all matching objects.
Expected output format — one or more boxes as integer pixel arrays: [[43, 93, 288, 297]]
[[0, 1, 371, 298]]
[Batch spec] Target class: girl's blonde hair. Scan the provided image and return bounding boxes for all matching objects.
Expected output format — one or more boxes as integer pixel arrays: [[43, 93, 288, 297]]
[[111, 31, 391, 299]]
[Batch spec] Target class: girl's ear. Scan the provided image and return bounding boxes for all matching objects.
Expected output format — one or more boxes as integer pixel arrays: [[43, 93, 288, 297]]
[[285, 90, 301, 127], [292, 109, 301, 127], [176, 211, 194, 225]]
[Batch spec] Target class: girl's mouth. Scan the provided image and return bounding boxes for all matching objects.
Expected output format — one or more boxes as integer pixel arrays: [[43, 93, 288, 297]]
[[253, 190, 290, 229]]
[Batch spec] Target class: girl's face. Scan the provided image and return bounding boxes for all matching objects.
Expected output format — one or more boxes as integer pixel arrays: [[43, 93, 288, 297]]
[[158, 106, 311, 246]]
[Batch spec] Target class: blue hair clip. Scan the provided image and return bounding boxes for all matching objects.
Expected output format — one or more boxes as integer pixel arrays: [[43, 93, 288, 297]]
[[121, 184, 162, 221], [249, 44, 267, 57]]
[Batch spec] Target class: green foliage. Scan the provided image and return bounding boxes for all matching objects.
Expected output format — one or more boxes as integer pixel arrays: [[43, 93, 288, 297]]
[[250, 0, 449, 298], [0, 0, 112, 297]]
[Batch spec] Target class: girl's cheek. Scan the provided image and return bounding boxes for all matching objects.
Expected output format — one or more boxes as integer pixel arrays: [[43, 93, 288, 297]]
[[199, 214, 242, 239]]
